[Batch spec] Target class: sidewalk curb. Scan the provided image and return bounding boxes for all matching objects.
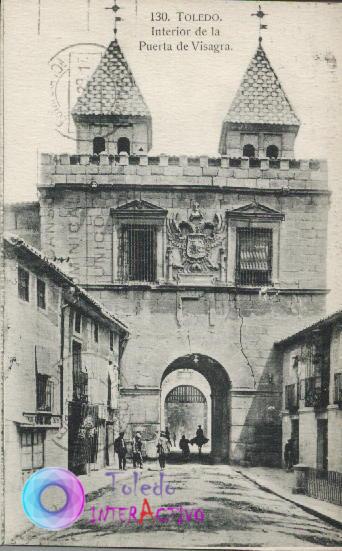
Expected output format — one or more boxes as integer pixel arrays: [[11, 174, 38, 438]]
[[235, 469, 342, 530]]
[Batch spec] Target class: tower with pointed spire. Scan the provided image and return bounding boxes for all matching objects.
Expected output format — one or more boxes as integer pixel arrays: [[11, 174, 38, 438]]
[[219, 41, 300, 158], [72, 38, 152, 155], [19, 12, 329, 469]]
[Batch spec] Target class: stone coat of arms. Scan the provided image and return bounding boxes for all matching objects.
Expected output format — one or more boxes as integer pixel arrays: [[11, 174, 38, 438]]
[[167, 203, 225, 274]]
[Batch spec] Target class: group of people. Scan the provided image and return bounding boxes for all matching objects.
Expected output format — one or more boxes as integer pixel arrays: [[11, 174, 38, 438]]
[[114, 425, 209, 470], [179, 425, 209, 460], [114, 431, 144, 471], [114, 429, 172, 471]]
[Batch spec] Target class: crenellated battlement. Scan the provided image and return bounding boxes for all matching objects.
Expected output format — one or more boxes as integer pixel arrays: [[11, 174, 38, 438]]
[[40, 152, 328, 191]]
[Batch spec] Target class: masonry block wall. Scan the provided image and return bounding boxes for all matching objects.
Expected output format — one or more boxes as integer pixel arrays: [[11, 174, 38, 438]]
[[25, 152, 329, 465], [4, 203, 40, 249]]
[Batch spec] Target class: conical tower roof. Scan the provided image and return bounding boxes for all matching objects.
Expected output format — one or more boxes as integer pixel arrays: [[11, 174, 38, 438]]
[[224, 43, 300, 126], [72, 39, 151, 118]]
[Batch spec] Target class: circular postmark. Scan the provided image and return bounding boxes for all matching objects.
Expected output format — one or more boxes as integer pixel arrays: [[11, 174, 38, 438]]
[[49, 43, 110, 141]]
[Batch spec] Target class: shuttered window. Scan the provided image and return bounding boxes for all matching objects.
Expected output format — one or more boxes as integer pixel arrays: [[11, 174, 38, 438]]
[[18, 267, 29, 301], [21, 429, 44, 480], [36, 374, 53, 412], [236, 228, 272, 286], [37, 279, 46, 309]]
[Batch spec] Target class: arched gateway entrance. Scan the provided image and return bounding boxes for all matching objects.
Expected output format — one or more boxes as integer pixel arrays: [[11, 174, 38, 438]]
[[161, 354, 231, 463]]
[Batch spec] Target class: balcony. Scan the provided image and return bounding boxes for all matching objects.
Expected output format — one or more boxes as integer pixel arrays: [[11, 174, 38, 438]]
[[285, 383, 299, 414], [73, 371, 88, 403], [304, 376, 329, 409], [334, 373, 342, 407]]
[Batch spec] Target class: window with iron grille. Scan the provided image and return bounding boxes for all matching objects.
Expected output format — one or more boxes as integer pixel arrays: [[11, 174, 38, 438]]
[[36, 374, 53, 411], [166, 385, 206, 403], [21, 429, 44, 480], [236, 228, 272, 286], [18, 267, 29, 301], [37, 279, 46, 309], [304, 375, 329, 408], [121, 224, 156, 282]]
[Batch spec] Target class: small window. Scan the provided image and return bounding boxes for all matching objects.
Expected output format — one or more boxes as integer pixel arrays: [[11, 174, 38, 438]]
[[94, 321, 99, 343], [110, 331, 114, 351], [121, 224, 156, 282], [18, 267, 29, 301], [266, 145, 279, 159], [93, 136, 105, 155], [36, 374, 53, 411], [21, 429, 44, 479], [107, 374, 112, 406], [118, 137, 130, 155], [74, 311, 81, 333], [243, 144, 255, 158], [37, 279, 46, 309], [236, 228, 273, 286], [72, 340, 88, 402]]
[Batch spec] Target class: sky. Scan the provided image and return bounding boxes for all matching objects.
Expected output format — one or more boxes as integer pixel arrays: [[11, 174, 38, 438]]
[[3, 0, 342, 309]]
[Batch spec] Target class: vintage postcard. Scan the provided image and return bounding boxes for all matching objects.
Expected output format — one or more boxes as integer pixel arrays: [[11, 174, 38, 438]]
[[1, 0, 342, 548]]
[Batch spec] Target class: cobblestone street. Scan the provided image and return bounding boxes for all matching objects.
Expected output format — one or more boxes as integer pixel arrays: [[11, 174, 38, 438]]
[[15, 463, 342, 548]]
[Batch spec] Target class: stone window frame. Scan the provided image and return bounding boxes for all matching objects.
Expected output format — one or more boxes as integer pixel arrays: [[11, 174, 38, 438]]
[[226, 206, 285, 288], [111, 201, 168, 284]]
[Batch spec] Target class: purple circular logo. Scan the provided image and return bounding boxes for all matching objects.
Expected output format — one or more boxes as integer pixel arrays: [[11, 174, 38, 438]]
[[22, 467, 85, 530]]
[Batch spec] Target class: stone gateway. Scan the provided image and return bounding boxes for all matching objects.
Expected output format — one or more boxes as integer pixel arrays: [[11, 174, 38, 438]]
[[11, 36, 329, 466]]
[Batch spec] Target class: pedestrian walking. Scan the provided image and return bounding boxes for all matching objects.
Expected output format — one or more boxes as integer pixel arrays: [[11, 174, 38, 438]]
[[165, 426, 172, 446], [157, 431, 170, 470], [284, 438, 294, 471], [179, 434, 191, 461], [132, 432, 143, 469], [173, 432, 176, 447], [114, 431, 127, 470]]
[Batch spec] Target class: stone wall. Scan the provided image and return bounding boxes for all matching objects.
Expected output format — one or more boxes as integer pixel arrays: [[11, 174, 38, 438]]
[[4, 202, 40, 249], [92, 287, 325, 465], [8, 151, 329, 465], [40, 153, 328, 192], [38, 184, 329, 290]]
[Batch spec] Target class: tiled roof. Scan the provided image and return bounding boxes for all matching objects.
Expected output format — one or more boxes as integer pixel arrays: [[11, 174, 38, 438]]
[[276, 310, 342, 347], [5, 235, 129, 334], [225, 43, 300, 126], [72, 39, 151, 118]]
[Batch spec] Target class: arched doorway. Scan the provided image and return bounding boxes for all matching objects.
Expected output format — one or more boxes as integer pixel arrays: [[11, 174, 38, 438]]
[[161, 354, 230, 463], [161, 370, 212, 453]]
